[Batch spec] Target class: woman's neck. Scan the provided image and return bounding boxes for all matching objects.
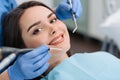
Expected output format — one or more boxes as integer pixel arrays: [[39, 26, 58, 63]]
[[44, 53, 69, 75]]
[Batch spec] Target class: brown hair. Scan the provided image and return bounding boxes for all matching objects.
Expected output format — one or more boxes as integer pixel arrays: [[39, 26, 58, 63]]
[[2, 1, 54, 48]]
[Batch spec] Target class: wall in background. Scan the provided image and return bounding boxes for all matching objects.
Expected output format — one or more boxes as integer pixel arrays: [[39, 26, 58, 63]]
[[16, 0, 54, 8]]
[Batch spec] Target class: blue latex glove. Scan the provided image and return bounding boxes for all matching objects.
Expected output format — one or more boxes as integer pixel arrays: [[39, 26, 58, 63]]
[[8, 45, 51, 80], [56, 0, 82, 20], [0, 0, 17, 46]]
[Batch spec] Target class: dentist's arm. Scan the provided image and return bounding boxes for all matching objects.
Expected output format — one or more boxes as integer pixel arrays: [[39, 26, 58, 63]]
[[0, 0, 16, 79], [0, 0, 17, 46], [55, 0, 82, 20]]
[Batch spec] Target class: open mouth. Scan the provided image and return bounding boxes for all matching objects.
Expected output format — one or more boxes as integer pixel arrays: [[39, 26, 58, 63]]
[[49, 33, 64, 46]]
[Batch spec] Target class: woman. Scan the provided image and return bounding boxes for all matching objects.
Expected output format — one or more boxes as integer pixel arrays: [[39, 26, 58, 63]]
[[0, 0, 82, 46], [2, 1, 120, 80], [2, 1, 70, 80]]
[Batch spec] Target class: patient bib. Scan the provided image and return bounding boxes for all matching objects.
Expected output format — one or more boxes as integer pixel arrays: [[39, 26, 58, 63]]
[[41, 51, 120, 80]]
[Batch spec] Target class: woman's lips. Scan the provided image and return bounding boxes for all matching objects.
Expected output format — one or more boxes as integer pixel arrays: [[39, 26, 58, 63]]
[[49, 34, 64, 45]]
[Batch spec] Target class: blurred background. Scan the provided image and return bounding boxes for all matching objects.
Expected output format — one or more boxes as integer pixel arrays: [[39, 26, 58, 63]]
[[53, 0, 120, 57]]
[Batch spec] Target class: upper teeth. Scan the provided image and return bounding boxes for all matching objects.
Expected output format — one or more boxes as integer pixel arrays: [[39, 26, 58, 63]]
[[52, 36, 62, 44]]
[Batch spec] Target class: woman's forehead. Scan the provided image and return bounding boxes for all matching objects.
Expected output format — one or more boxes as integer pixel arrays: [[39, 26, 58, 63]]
[[20, 6, 53, 21], [25, 6, 52, 15], [19, 6, 53, 31]]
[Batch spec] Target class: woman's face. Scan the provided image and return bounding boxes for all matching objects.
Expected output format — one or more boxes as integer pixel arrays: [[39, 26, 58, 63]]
[[19, 6, 70, 54]]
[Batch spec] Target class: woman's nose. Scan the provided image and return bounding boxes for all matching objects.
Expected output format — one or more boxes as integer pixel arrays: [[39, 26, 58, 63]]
[[51, 30, 56, 35], [50, 28, 57, 35], [49, 25, 57, 35]]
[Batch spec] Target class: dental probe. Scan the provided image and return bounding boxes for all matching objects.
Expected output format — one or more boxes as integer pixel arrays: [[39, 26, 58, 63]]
[[50, 47, 65, 57], [69, 0, 79, 33], [50, 47, 62, 51]]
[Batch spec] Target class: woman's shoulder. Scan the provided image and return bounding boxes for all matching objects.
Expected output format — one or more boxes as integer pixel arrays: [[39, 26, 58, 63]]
[[70, 51, 120, 64], [42, 51, 120, 80], [74, 51, 111, 55]]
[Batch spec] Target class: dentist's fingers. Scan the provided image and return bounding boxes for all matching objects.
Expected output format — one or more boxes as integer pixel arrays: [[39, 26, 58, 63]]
[[34, 63, 49, 77], [24, 45, 49, 59], [33, 53, 51, 71]]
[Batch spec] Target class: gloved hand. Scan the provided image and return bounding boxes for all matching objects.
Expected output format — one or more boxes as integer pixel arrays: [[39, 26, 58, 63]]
[[56, 0, 82, 20], [8, 45, 51, 80]]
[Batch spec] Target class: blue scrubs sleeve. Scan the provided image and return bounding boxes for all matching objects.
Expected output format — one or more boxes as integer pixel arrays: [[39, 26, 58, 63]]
[[0, 0, 17, 46]]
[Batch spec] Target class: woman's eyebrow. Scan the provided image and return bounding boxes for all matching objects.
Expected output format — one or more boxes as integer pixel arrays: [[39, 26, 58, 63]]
[[27, 21, 41, 32], [27, 12, 54, 32], [47, 12, 54, 18]]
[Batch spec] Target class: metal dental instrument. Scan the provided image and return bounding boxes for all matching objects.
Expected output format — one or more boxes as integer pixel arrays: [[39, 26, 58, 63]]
[[69, 0, 79, 33], [0, 47, 33, 73]]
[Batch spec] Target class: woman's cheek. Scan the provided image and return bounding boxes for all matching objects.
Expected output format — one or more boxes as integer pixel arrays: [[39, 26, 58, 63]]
[[35, 35, 49, 46]]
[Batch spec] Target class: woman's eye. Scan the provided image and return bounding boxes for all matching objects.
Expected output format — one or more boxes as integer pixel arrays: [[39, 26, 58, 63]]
[[33, 28, 42, 35], [50, 18, 57, 23]]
